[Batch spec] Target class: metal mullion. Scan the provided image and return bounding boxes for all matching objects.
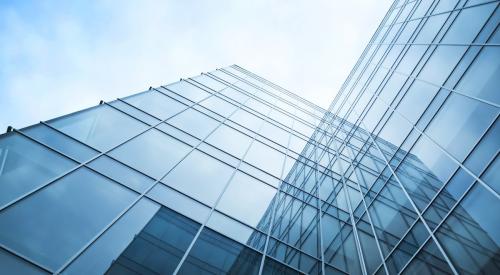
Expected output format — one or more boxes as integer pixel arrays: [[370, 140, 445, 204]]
[[397, 153, 498, 274], [218, 68, 322, 120], [329, 0, 413, 116], [385, 0, 500, 28], [334, 151, 369, 275], [370, 42, 500, 46], [258, 118, 301, 274], [58, 89, 251, 275], [362, 82, 500, 199], [331, 137, 390, 274], [208, 71, 324, 132], [379, 64, 500, 108], [351, 111, 460, 275], [231, 65, 328, 114], [329, 0, 437, 130], [172, 100, 277, 275], [312, 133, 326, 274], [329, 0, 400, 112], [0, 243, 53, 274], [116, 97, 163, 121], [214, 69, 330, 130]]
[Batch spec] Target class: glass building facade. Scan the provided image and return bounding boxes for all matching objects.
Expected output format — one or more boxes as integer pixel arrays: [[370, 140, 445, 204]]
[[0, 0, 499, 274]]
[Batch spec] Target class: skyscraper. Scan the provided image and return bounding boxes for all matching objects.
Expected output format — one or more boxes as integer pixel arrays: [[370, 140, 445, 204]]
[[0, 0, 498, 274]]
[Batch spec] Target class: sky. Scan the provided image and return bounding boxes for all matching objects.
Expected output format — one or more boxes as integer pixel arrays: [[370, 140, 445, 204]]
[[0, 0, 392, 131]]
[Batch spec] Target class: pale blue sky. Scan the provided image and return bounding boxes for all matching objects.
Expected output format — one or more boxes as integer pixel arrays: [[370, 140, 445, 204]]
[[0, 0, 392, 130]]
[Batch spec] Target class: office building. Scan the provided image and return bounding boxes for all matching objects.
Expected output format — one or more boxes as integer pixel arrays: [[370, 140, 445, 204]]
[[0, 0, 498, 274]]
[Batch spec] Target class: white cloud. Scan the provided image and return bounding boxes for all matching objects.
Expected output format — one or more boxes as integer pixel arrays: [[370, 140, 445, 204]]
[[0, 0, 392, 130]]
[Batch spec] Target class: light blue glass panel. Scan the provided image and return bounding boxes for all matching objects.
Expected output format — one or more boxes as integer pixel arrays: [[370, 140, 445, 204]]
[[87, 155, 154, 193], [108, 129, 191, 179], [442, 3, 496, 44], [414, 13, 447, 43], [437, 183, 500, 274], [124, 90, 187, 119], [0, 167, 136, 271], [396, 80, 439, 124], [167, 108, 219, 139], [49, 104, 149, 151], [229, 109, 263, 133], [200, 95, 238, 117], [220, 87, 249, 104], [0, 132, 76, 207], [481, 156, 499, 194], [206, 125, 252, 158], [147, 183, 210, 223], [162, 150, 234, 206], [109, 100, 160, 125], [22, 123, 98, 162], [425, 94, 497, 162], [244, 141, 285, 178], [166, 81, 211, 102], [259, 121, 290, 146], [63, 198, 159, 275], [418, 46, 467, 86], [216, 172, 276, 227], [191, 75, 227, 92], [0, 248, 48, 275], [455, 47, 500, 105]]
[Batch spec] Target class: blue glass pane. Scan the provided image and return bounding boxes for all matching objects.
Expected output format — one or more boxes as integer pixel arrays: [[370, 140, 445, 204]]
[[425, 94, 497, 162], [191, 75, 227, 92], [87, 155, 154, 193], [0, 248, 47, 275], [63, 198, 159, 275], [216, 172, 276, 227], [166, 80, 212, 102], [109, 129, 192, 179], [442, 3, 496, 44], [167, 108, 220, 139], [22, 123, 99, 162], [244, 141, 285, 178], [49, 104, 149, 151], [418, 46, 467, 86], [0, 132, 76, 207], [0, 167, 136, 270], [437, 183, 500, 274], [455, 47, 500, 105], [106, 206, 200, 275], [206, 125, 252, 158], [178, 228, 262, 275], [124, 90, 187, 119], [162, 149, 234, 206], [109, 99, 161, 125]]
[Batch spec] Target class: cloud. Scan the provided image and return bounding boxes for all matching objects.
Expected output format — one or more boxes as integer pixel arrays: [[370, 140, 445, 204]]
[[0, 0, 392, 130]]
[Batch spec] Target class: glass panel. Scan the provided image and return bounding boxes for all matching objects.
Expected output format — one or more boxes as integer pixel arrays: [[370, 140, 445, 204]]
[[63, 198, 159, 275], [106, 206, 200, 275], [0, 167, 136, 270], [262, 256, 302, 275], [109, 129, 192, 179], [425, 94, 497, 162], [396, 80, 439, 124], [200, 95, 238, 117], [403, 238, 453, 274], [178, 228, 261, 275], [87, 155, 154, 193], [436, 183, 500, 274], [0, 248, 48, 275], [109, 99, 160, 125], [206, 125, 252, 158], [162, 150, 234, 206], [442, 3, 496, 44], [49, 104, 149, 151], [0, 132, 76, 207], [414, 13, 447, 43], [167, 81, 212, 102], [22, 123, 99, 162], [244, 141, 285, 178], [191, 75, 227, 92], [147, 183, 211, 224], [167, 108, 220, 139], [124, 90, 187, 119], [216, 172, 276, 227], [418, 46, 467, 86], [455, 47, 500, 105]]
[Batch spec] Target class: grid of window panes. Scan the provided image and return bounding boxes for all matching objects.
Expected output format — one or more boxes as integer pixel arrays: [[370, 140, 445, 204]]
[[0, 64, 334, 275], [324, 0, 500, 274]]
